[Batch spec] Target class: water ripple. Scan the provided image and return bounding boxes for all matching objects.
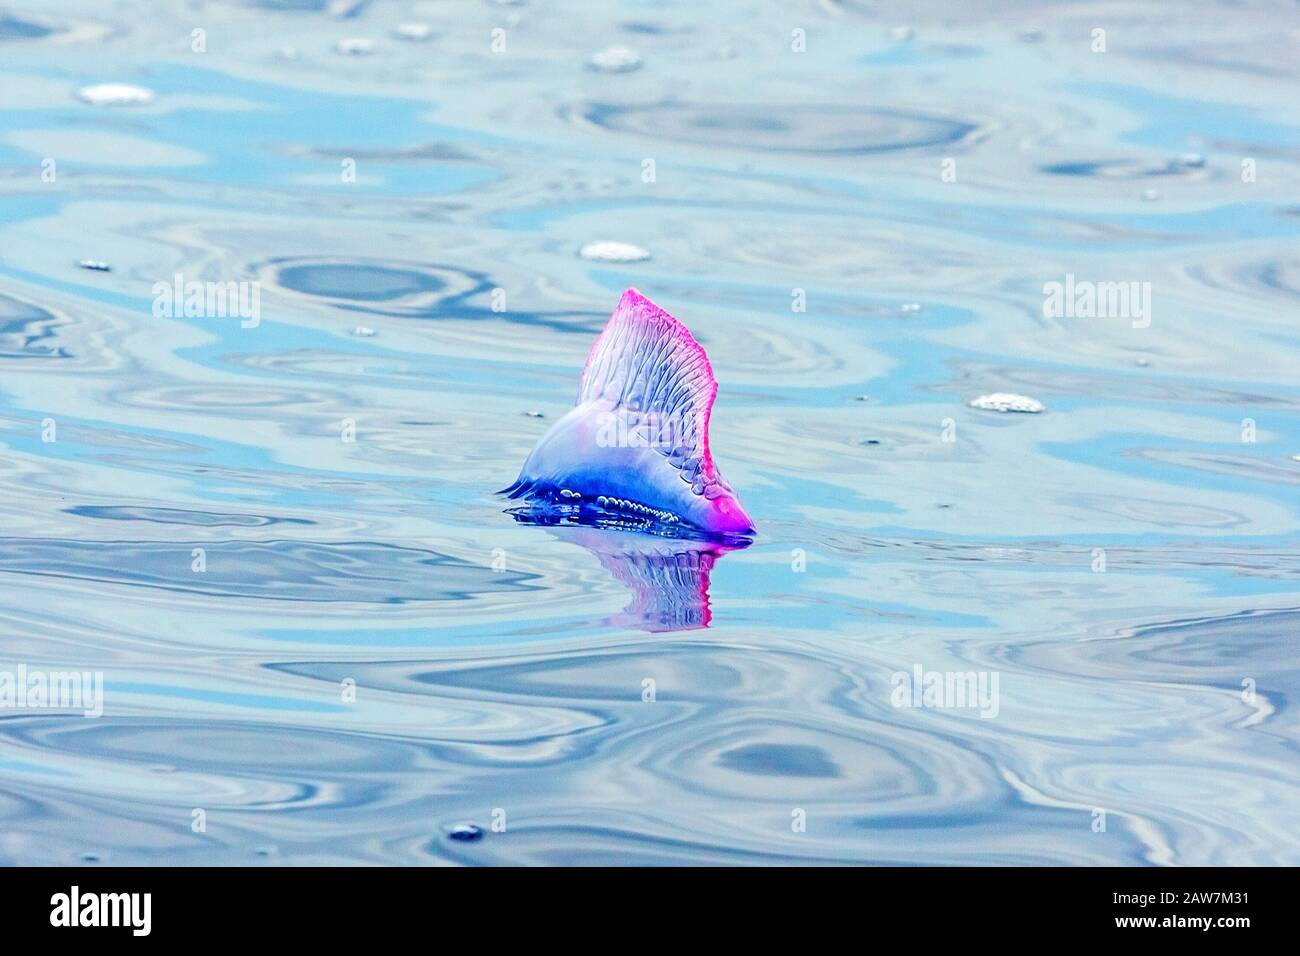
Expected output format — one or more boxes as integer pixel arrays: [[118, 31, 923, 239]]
[[562, 101, 979, 155]]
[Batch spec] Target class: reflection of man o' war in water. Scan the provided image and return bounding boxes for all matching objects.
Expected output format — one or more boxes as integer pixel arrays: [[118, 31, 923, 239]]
[[508, 520, 746, 632]]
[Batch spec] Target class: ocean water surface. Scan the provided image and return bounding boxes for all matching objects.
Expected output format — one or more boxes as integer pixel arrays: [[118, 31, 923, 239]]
[[0, 0, 1298, 865]]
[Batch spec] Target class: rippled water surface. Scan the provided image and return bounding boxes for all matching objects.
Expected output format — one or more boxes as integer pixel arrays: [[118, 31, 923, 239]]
[[1, 1, 1298, 865]]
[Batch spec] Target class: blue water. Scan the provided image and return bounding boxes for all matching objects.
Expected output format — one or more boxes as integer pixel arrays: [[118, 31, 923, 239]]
[[1, 1, 1298, 865]]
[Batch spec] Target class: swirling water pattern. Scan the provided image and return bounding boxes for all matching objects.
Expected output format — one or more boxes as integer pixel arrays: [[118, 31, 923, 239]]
[[0, 1, 1298, 865]]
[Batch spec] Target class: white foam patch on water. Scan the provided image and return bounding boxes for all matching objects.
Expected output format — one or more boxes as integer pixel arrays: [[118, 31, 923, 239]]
[[393, 24, 433, 41], [588, 46, 642, 73], [968, 392, 1046, 413], [579, 241, 650, 262], [76, 83, 153, 106]]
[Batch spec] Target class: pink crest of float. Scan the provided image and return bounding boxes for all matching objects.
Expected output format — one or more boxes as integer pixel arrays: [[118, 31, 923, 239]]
[[577, 287, 718, 478]]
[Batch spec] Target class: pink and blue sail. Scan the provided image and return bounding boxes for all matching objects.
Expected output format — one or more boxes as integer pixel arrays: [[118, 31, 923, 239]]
[[502, 288, 755, 537]]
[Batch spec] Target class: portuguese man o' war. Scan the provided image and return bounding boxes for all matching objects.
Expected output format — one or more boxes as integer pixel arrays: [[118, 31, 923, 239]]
[[502, 288, 755, 539]]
